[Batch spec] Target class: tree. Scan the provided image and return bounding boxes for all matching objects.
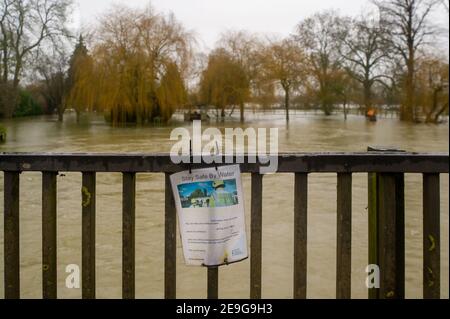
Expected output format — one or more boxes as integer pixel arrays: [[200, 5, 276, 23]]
[[261, 38, 305, 122], [331, 69, 359, 120], [294, 11, 346, 115], [155, 61, 187, 121], [415, 55, 449, 123], [374, 54, 404, 110], [0, 0, 72, 118], [34, 49, 69, 121], [184, 52, 208, 110], [374, 0, 440, 121], [69, 5, 193, 125], [199, 48, 250, 119], [13, 88, 42, 117], [66, 35, 93, 122], [218, 30, 262, 122], [339, 14, 392, 114]]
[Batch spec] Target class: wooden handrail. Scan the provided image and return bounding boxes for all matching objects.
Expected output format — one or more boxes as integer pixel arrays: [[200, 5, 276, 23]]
[[0, 152, 448, 173], [1, 152, 448, 299]]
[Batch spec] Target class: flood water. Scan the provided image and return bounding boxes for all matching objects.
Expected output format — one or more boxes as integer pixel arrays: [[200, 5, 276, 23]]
[[0, 110, 448, 299]]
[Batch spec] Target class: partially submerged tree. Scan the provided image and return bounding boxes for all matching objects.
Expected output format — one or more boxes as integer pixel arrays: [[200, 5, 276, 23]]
[[218, 30, 262, 122], [0, 0, 72, 118], [32, 41, 73, 121], [69, 5, 193, 125], [261, 38, 305, 122], [66, 35, 94, 122], [331, 68, 359, 120], [415, 55, 449, 123], [199, 48, 250, 119], [374, 0, 440, 121], [339, 14, 392, 114], [155, 61, 187, 121], [294, 11, 346, 115], [35, 56, 67, 121]]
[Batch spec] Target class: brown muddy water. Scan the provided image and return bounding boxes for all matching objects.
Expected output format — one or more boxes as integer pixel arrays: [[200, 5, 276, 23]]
[[0, 110, 448, 299]]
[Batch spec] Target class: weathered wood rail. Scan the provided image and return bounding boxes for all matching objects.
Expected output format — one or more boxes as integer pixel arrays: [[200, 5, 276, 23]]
[[0, 152, 448, 299]]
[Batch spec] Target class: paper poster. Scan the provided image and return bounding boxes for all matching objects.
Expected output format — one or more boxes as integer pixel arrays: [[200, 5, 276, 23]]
[[170, 165, 248, 266]]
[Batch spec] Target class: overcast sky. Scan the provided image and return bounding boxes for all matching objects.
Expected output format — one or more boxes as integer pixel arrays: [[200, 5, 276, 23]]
[[74, 0, 449, 52]]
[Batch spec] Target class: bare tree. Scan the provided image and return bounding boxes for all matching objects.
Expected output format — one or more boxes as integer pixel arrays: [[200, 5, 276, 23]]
[[34, 49, 68, 121], [261, 38, 305, 122], [374, 0, 440, 121], [339, 14, 393, 114], [0, 0, 72, 118], [1, 0, 13, 117], [0, 1, 10, 80], [294, 10, 346, 115]]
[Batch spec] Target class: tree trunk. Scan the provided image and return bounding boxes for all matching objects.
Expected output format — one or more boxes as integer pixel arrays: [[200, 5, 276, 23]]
[[363, 80, 372, 115], [221, 106, 225, 119], [343, 98, 348, 121], [136, 110, 142, 125], [0, 83, 18, 118], [433, 102, 448, 124], [402, 49, 416, 122], [284, 87, 290, 122], [57, 100, 64, 122], [240, 102, 244, 123], [322, 100, 332, 116], [320, 82, 332, 116], [425, 89, 439, 123]]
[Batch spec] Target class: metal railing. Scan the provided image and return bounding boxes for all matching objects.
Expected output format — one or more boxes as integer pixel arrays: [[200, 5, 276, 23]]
[[0, 151, 448, 299]]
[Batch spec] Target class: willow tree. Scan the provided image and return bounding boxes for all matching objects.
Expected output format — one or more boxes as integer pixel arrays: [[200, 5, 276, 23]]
[[415, 55, 449, 123], [261, 38, 306, 122], [199, 48, 250, 119], [155, 62, 187, 121], [69, 5, 192, 125], [218, 30, 262, 122]]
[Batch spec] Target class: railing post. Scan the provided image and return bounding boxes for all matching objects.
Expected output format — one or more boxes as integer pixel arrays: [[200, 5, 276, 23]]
[[42, 172, 58, 299], [367, 147, 405, 299], [164, 173, 177, 299], [336, 173, 352, 299], [122, 172, 136, 299], [250, 173, 263, 299], [368, 172, 378, 299], [294, 173, 308, 299], [207, 267, 219, 299], [377, 174, 401, 299], [82, 172, 96, 299], [4, 171, 20, 299], [394, 172, 405, 299], [423, 173, 440, 299]]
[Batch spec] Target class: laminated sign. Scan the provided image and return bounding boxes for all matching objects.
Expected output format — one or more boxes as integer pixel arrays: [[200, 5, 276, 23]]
[[170, 165, 248, 266]]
